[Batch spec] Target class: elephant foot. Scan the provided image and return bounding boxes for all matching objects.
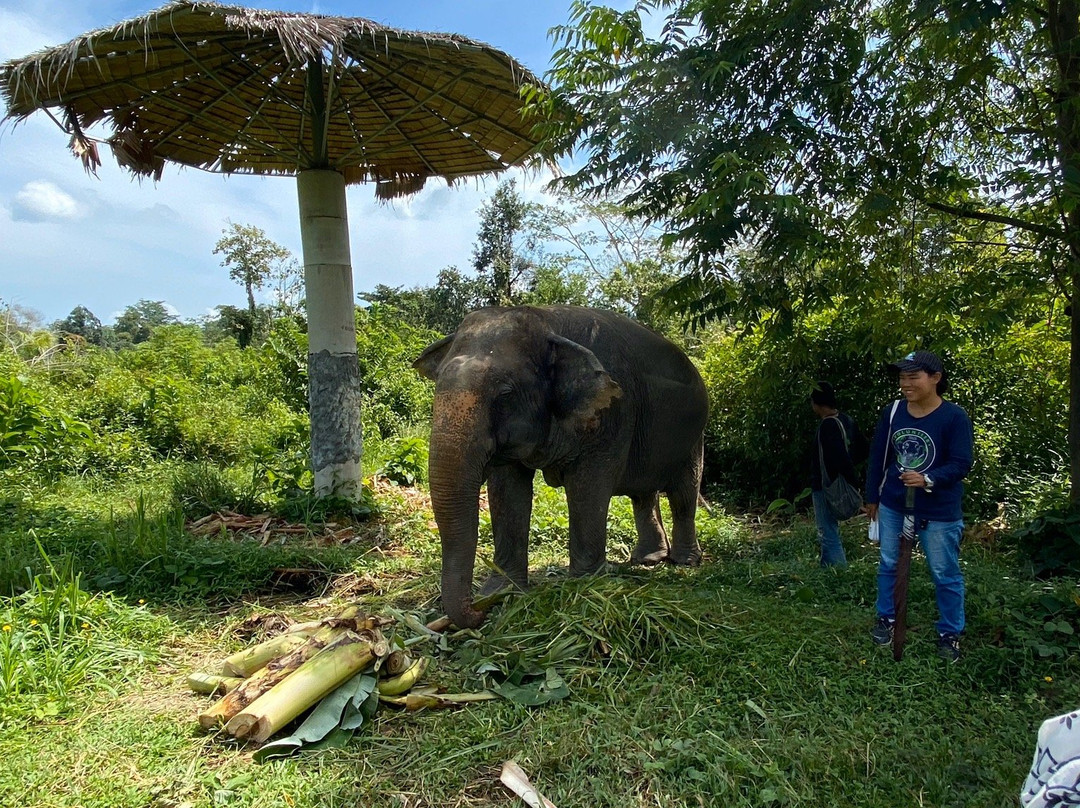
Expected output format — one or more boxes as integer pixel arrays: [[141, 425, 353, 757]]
[[567, 559, 611, 578], [478, 572, 528, 597], [631, 548, 670, 566], [667, 548, 703, 566]]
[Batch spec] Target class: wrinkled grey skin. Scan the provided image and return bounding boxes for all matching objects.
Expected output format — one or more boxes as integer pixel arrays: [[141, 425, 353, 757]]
[[414, 306, 708, 629]]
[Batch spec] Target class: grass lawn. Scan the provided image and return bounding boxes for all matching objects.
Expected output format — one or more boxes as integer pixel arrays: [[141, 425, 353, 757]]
[[0, 477, 1076, 807]]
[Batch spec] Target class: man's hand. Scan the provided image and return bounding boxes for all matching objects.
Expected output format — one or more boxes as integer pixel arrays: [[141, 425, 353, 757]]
[[900, 470, 928, 488], [865, 503, 879, 520]]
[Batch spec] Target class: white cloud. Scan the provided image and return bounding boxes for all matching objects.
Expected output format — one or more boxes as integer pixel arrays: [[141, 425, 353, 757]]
[[11, 180, 82, 221]]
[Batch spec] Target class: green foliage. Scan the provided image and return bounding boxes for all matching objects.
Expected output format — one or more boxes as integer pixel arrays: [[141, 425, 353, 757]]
[[275, 487, 378, 525], [52, 306, 103, 346], [169, 462, 263, 520], [355, 306, 437, 439], [38, 326, 304, 470], [376, 436, 428, 487], [0, 375, 92, 469], [471, 179, 543, 305], [1010, 504, 1080, 578], [536, 0, 1078, 499], [112, 299, 178, 345], [360, 267, 488, 336]]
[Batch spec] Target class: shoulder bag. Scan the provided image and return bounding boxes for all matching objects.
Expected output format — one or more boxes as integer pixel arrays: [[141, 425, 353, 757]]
[[819, 415, 862, 521]]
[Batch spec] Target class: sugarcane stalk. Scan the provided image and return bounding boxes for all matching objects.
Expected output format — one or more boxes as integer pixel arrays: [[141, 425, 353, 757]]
[[187, 673, 245, 695], [225, 631, 381, 743], [198, 623, 347, 729]]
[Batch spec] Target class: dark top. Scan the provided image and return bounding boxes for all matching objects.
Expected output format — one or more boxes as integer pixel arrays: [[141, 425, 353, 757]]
[[864, 400, 974, 521], [810, 412, 860, 491]]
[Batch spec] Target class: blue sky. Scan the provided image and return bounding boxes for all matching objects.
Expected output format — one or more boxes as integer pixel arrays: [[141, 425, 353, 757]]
[[0, 1, 615, 325]]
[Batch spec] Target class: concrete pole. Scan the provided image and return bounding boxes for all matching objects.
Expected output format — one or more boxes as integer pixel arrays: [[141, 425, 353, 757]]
[[297, 169, 362, 498]]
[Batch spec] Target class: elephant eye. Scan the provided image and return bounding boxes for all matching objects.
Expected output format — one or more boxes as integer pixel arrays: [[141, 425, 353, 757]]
[[495, 383, 515, 398]]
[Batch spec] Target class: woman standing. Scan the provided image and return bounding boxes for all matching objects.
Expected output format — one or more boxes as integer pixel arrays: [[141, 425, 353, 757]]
[[810, 381, 862, 568], [864, 351, 973, 662]]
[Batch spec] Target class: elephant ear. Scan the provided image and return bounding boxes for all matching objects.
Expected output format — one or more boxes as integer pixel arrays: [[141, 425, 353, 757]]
[[550, 335, 622, 431], [414, 334, 456, 380]]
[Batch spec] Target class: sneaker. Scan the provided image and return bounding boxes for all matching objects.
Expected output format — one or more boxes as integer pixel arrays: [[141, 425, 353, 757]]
[[871, 617, 895, 645], [937, 633, 961, 663]]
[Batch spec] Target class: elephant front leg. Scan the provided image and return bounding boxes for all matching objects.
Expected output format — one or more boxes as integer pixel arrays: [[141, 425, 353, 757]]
[[564, 472, 614, 576], [630, 493, 670, 564], [485, 463, 534, 594]]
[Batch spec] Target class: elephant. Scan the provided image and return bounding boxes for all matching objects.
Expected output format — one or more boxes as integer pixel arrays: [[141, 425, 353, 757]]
[[413, 305, 708, 629]]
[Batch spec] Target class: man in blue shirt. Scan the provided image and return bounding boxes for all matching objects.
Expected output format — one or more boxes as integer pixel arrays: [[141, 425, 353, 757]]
[[864, 350, 974, 662]]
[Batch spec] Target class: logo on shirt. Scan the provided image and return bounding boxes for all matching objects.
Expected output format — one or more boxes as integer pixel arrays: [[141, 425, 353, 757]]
[[892, 427, 936, 472]]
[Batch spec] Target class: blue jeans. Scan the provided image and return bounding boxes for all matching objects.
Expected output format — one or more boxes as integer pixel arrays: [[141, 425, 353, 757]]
[[812, 490, 848, 567], [875, 503, 965, 635]]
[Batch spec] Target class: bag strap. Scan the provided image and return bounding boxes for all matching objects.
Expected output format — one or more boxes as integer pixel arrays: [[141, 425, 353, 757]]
[[877, 400, 901, 497], [829, 414, 849, 448], [817, 415, 847, 486]]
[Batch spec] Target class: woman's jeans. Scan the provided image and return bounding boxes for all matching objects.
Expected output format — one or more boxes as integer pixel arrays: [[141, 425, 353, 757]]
[[875, 503, 965, 635], [812, 490, 848, 567]]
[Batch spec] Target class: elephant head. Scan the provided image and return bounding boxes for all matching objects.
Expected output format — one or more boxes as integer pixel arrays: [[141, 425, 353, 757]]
[[413, 308, 622, 628]]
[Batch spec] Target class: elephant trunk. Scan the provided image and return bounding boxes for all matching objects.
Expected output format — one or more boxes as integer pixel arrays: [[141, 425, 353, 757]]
[[428, 391, 491, 629]]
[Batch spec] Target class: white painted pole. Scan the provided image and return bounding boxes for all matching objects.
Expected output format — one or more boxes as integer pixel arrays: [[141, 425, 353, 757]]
[[297, 169, 362, 498]]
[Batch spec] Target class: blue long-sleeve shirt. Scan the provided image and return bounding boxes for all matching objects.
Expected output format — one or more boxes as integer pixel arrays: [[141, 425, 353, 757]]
[[864, 400, 973, 521]]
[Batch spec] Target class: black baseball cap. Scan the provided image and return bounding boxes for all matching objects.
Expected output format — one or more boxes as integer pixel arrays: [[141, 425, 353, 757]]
[[889, 350, 944, 375]]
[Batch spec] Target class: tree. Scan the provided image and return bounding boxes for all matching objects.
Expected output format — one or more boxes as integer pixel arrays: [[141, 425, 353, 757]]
[[361, 267, 488, 334], [206, 305, 256, 348], [532, 198, 683, 330], [53, 305, 103, 345], [537, 0, 1079, 496], [214, 222, 294, 325], [471, 180, 543, 305], [0, 300, 44, 340], [114, 299, 178, 345]]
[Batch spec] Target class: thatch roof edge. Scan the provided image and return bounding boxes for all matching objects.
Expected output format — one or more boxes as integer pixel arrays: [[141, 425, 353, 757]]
[[0, 0, 542, 122]]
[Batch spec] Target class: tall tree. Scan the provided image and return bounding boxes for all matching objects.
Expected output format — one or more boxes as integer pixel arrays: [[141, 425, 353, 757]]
[[537, 0, 1079, 496], [53, 305, 103, 345], [471, 179, 543, 305], [214, 222, 293, 324], [114, 299, 178, 344]]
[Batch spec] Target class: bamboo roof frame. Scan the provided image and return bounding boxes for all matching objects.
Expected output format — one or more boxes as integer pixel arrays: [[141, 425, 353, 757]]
[[0, 1, 546, 197]]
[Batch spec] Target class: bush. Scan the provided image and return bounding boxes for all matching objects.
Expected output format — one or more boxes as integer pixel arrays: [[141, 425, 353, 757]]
[[355, 306, 437, 438], [0, 375, 92, 471], [1009, 503, 1080, 578]]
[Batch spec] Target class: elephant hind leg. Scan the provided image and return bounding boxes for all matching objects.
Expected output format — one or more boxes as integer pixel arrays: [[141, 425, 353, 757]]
[[630, 492, 670, 565], [667, 444, 704, 566]]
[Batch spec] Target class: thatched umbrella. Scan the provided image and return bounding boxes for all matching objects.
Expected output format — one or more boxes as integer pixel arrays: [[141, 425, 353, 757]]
[[0, 1, 543, 497]]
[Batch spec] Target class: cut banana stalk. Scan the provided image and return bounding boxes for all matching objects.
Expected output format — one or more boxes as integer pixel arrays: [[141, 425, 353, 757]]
[[376, 657, 427, 696]]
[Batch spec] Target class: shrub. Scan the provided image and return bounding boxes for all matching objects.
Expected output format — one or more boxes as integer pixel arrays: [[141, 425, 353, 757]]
[[1009, 503, 1080, 578], [0, 375, 92, 471], [376, 436, 428, 486]]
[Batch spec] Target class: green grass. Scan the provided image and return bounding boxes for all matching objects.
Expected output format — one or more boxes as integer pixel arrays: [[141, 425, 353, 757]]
[[0, 472, 1076, 807]]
